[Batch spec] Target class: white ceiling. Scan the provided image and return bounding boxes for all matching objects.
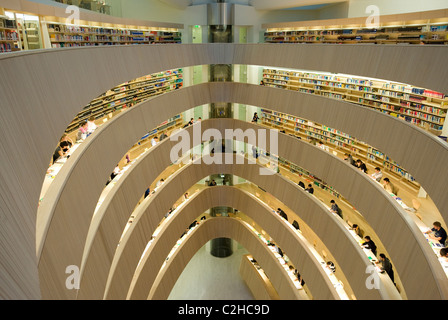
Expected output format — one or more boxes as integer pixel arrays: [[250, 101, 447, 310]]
[[158, 0, 348, 11]]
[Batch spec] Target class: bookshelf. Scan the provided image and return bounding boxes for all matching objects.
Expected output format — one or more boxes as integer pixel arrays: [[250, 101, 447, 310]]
[[0, 6, 182, 53], [262, 68, 448, 135], [264, 17, 448, 45], [0, 16, 20, 53], [21, 20, 42, 50], [65, 68, 183, 133], [46, 23, 182, 48], [259, 107, 420, 191]]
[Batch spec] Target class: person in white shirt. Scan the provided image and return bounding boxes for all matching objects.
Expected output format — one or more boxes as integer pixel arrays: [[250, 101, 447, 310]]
[[371, 167, 383, 182], [151, 136, 159, 146], [86, 116, 97, 134], [156, 178, 164, 188]]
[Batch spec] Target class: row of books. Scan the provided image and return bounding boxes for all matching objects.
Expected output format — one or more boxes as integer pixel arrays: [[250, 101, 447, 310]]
[[400, 102, 447, 116], [264, 108, 420, 186], [0, 42, 17, 52], [265, 24, 448, 37], [265, 77, 445, 118], [48, 24, 156, 35], [0, 30, 18, 41], [50, 34, 154, 42]]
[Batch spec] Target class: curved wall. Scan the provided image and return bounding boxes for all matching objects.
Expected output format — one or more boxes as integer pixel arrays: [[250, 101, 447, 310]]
[[146, 216, 318, 300], [91, 121, 394, 301], [1, 43, 447, 299], [129, 187, 315, 300], [36, 80, 447, 299]]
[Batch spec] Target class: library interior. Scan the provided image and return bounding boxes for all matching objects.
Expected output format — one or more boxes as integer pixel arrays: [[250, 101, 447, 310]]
[[1, 0, 448, 301]]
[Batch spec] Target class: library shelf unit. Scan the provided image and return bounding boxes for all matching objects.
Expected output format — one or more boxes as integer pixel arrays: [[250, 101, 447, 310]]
[[65, 69, 183, 134], [0, 15, 20, 52], [262, 68, 448, 136], [263, 9, 448, 45], [0, 4, 183, 53], [46, 23, 181, 48], [259, 107, 420, 192]]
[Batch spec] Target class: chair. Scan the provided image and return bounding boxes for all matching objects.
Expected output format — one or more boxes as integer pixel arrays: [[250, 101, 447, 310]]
[[412, 199, 422, 220]]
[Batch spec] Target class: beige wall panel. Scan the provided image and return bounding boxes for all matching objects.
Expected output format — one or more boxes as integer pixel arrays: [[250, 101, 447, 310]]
[[1, 43, 447, 299], [128, 187, 305, 300], [239, 254, 280, 300], [102, 133, 387, 301], [76, 125, 197, 300], [146, 217, 311, 300], [83, 109, 443, 300], [67, 109, 434, 302]]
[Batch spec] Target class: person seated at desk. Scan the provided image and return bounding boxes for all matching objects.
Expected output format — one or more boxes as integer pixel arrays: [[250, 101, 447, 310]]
[[276, 208, 288, 220], [183, 118, 194, 128], [383, 177, 399, 195], [159, 131, 169, 141], [350, 223, 364, 238], [439, 247, 448, 262], [86, 116, 97, 134], [151, 136, 159, 147], [361, 236, 377, 256], [269, 242, 283, 257], [330, 200, 343, 219], [208, 179, 217, 187], [144, 186, 150, 199], [355, 159, 368, 173], [298, 181, 305, 189], [252, 145, 259, 159], [375, 253, 395, 284], [106, 164, 120, 186], [76, 121, 89, 142], [52, 134, 73, 164], [424, 221, 447, 246], [344, 153, 356, 167], [317, 141, 326, 150], [297, 272, 305, 286], [156, 178, 165, 188], [305, 184, 314, 194], [326, 261, 336, 273], [125, 153, 131, 164], [371, 167, 383, 182]]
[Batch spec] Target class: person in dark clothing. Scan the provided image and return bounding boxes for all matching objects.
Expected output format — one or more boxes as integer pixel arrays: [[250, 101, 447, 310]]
[[277, 208, 288, 221], [326, 261, 336, 273], [362, 236, 377, 256], [252, 112, 259, 123], [376, 253, 394, 284], [356, 159, 368, 173], [52, 134, 73, 164], [305, 184, 314, 194], [425, 221, 447, 245], [330, 200, 343, 219]]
